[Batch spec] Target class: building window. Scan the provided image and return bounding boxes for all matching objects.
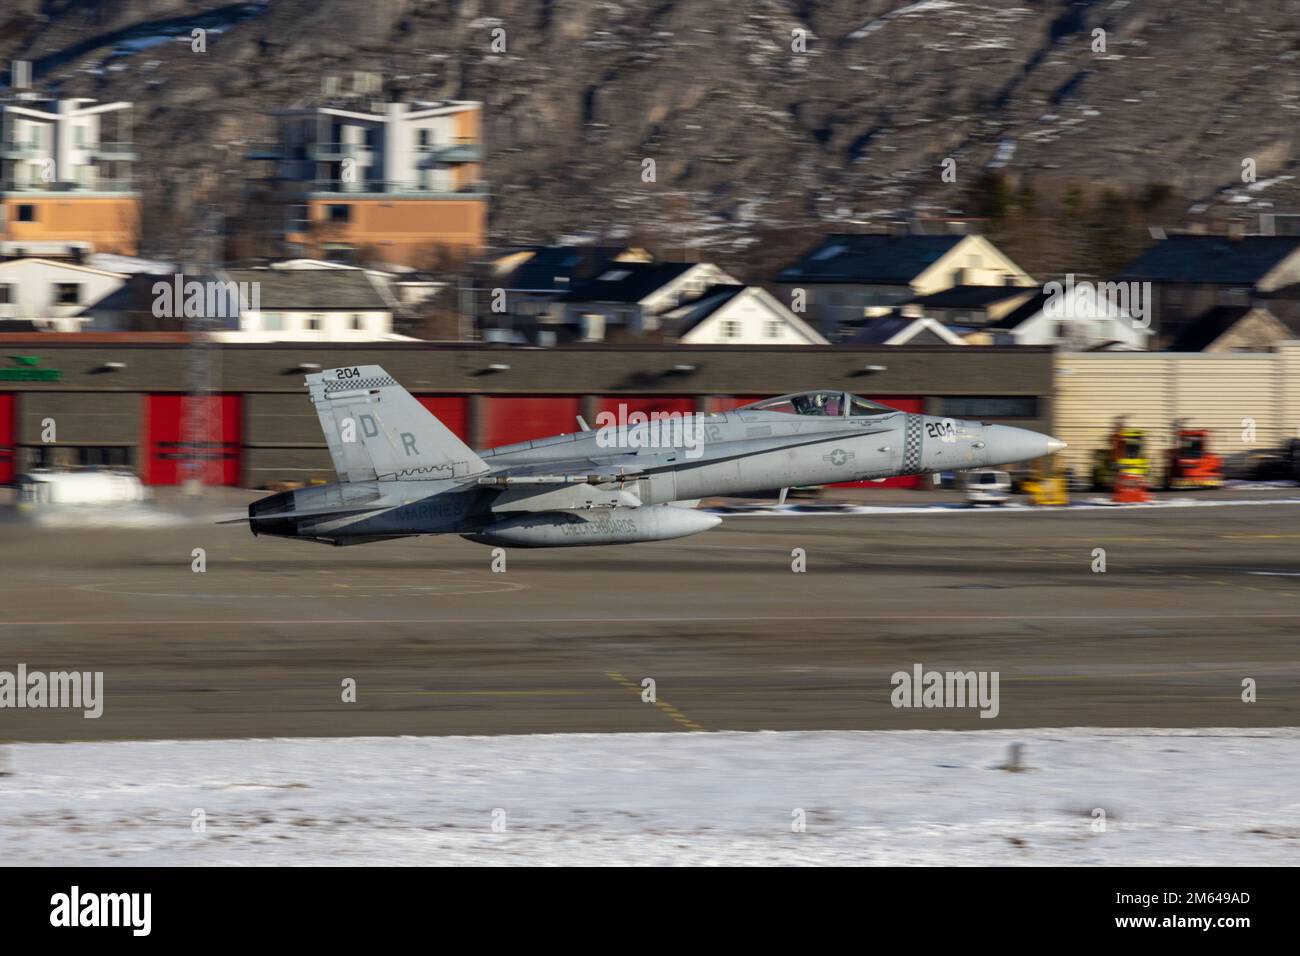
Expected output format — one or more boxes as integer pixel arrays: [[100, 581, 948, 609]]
[[262, 313, 282, 331], [350, 314, 362, 330], [17, 205, 36, 223], [764, 319, 783, 338], [0, 284, 12, 305], [721, 319, 742, 339], [940, 396, 1039, 419], [326, 204, 350, 223], [55, 283, 82, 305], [306, 316, 322, 331]]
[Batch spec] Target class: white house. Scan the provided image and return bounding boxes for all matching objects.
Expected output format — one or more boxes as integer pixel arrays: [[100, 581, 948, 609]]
[[267, 256, 444, 308], [208, 268, 414, 342], [662, 285, 828, 344], [0, 257, 127, 331], [549, 261, 741, 340], [977, 286, 1152, 350]]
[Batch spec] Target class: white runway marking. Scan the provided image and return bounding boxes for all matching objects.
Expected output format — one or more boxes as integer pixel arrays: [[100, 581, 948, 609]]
[[713, 496, 1300, 517]]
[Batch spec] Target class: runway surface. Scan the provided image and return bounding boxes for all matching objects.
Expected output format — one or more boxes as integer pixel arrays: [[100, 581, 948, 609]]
[[2, 499, 1299, 741]]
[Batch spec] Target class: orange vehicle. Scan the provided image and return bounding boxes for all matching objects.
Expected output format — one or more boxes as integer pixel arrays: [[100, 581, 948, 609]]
[[1164, 426, 1223, 490], [1091, 420, 1148, 490]]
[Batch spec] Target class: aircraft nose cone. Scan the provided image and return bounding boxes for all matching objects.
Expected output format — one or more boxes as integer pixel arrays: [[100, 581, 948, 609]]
[[983, 425, 1065, 465]]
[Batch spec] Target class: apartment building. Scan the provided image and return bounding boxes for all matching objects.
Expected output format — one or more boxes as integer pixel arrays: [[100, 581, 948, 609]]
[[253, 93, 486, 267], [0, 95, 138, 255]]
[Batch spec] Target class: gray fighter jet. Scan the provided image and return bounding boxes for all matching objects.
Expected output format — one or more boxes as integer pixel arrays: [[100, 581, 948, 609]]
[[244, 365, 1065, 547]]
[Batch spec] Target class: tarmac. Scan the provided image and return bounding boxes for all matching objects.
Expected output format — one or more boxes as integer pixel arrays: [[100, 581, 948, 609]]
[[1, 487, 1299, 741]]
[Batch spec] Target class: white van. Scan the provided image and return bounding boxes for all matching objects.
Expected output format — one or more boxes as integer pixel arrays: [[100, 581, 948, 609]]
[[16, 468, 147, 507], [964, 468, 1011, 506]]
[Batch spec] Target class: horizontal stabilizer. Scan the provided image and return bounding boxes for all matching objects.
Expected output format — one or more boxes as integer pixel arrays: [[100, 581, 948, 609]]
[[219, 502, 388, 525]]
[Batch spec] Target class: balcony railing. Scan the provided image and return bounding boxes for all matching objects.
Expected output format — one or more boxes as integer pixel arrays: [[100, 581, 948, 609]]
[[1, 178, 136, 193], [92, 141, 137, 160], [414, 138, 481, 163], [308, 179, 488, 197], [308, 142, 365, 161], [0, 142, 43, 159]]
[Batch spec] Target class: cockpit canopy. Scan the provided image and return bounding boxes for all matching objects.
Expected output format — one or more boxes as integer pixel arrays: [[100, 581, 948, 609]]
[[739, 390, 900, 418]]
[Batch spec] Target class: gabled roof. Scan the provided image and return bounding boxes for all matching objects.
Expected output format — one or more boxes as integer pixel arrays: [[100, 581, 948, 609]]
[[561, 261, 699, 303], [222, 269, 389, 311], [1263, 281, 1300, 301], [504, 245, 631, 293], [846, 315, 967, 345], [775, 234, 964, 284], [1166, 305, 1299, 351], [88, 273, 178, 316], [0, 257, 126, 279], [664, 283, 747, 334], [986, 291, 1051, 330], [908, 284, 1032, 310], [1115, 235, 1300, 285], [661, 285, 828, 344]]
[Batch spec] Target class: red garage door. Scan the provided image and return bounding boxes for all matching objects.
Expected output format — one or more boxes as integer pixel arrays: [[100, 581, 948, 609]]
[[144, 394, 242, 486], [483, 396, 582, 449], [0, 393, 13, 484], [597, 396, 697, 422], [414, 395, 468, 440]]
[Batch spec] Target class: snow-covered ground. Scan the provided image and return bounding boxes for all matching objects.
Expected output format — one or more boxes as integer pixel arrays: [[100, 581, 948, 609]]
[[712, 495, 1300, 517], [2, 729, 1298, 865]]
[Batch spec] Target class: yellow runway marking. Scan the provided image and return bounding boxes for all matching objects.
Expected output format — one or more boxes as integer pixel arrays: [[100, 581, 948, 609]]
[[606, 670, 705, 732]]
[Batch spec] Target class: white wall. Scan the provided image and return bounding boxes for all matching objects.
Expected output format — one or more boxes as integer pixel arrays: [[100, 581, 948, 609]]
[[679, 288, 826, 345], [1011, 287, 1152, 349], [1055, 345, 1300, 477], [0, 259, 125, 326], [237, 309, 393, 340]]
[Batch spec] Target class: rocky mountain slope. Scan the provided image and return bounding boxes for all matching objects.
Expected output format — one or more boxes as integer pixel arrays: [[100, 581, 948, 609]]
[[3, 0, 1298, 277]]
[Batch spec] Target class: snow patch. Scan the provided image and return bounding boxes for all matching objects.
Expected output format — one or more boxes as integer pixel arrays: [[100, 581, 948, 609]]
[[1, 728, 1296, 865]]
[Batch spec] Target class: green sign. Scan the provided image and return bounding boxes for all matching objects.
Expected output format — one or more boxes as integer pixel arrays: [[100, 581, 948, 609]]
[[0, 356, 62, 382]]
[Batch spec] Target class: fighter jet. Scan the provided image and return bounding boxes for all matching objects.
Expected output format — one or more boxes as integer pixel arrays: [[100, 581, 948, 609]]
[[243, 365, 1065, 547]]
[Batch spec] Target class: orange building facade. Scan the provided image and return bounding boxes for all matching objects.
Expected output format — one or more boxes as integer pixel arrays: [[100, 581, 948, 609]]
[[262, 98, 487, 267], [1, 194, 138, 255]]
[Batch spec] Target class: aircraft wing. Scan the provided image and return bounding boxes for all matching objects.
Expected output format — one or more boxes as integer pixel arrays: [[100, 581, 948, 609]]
[[477, 454, 663, 485]]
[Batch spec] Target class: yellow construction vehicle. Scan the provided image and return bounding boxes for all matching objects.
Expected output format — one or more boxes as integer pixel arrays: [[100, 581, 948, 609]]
[[1091, 421, 1149, 491], [1022, 454, 1070, 506]]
